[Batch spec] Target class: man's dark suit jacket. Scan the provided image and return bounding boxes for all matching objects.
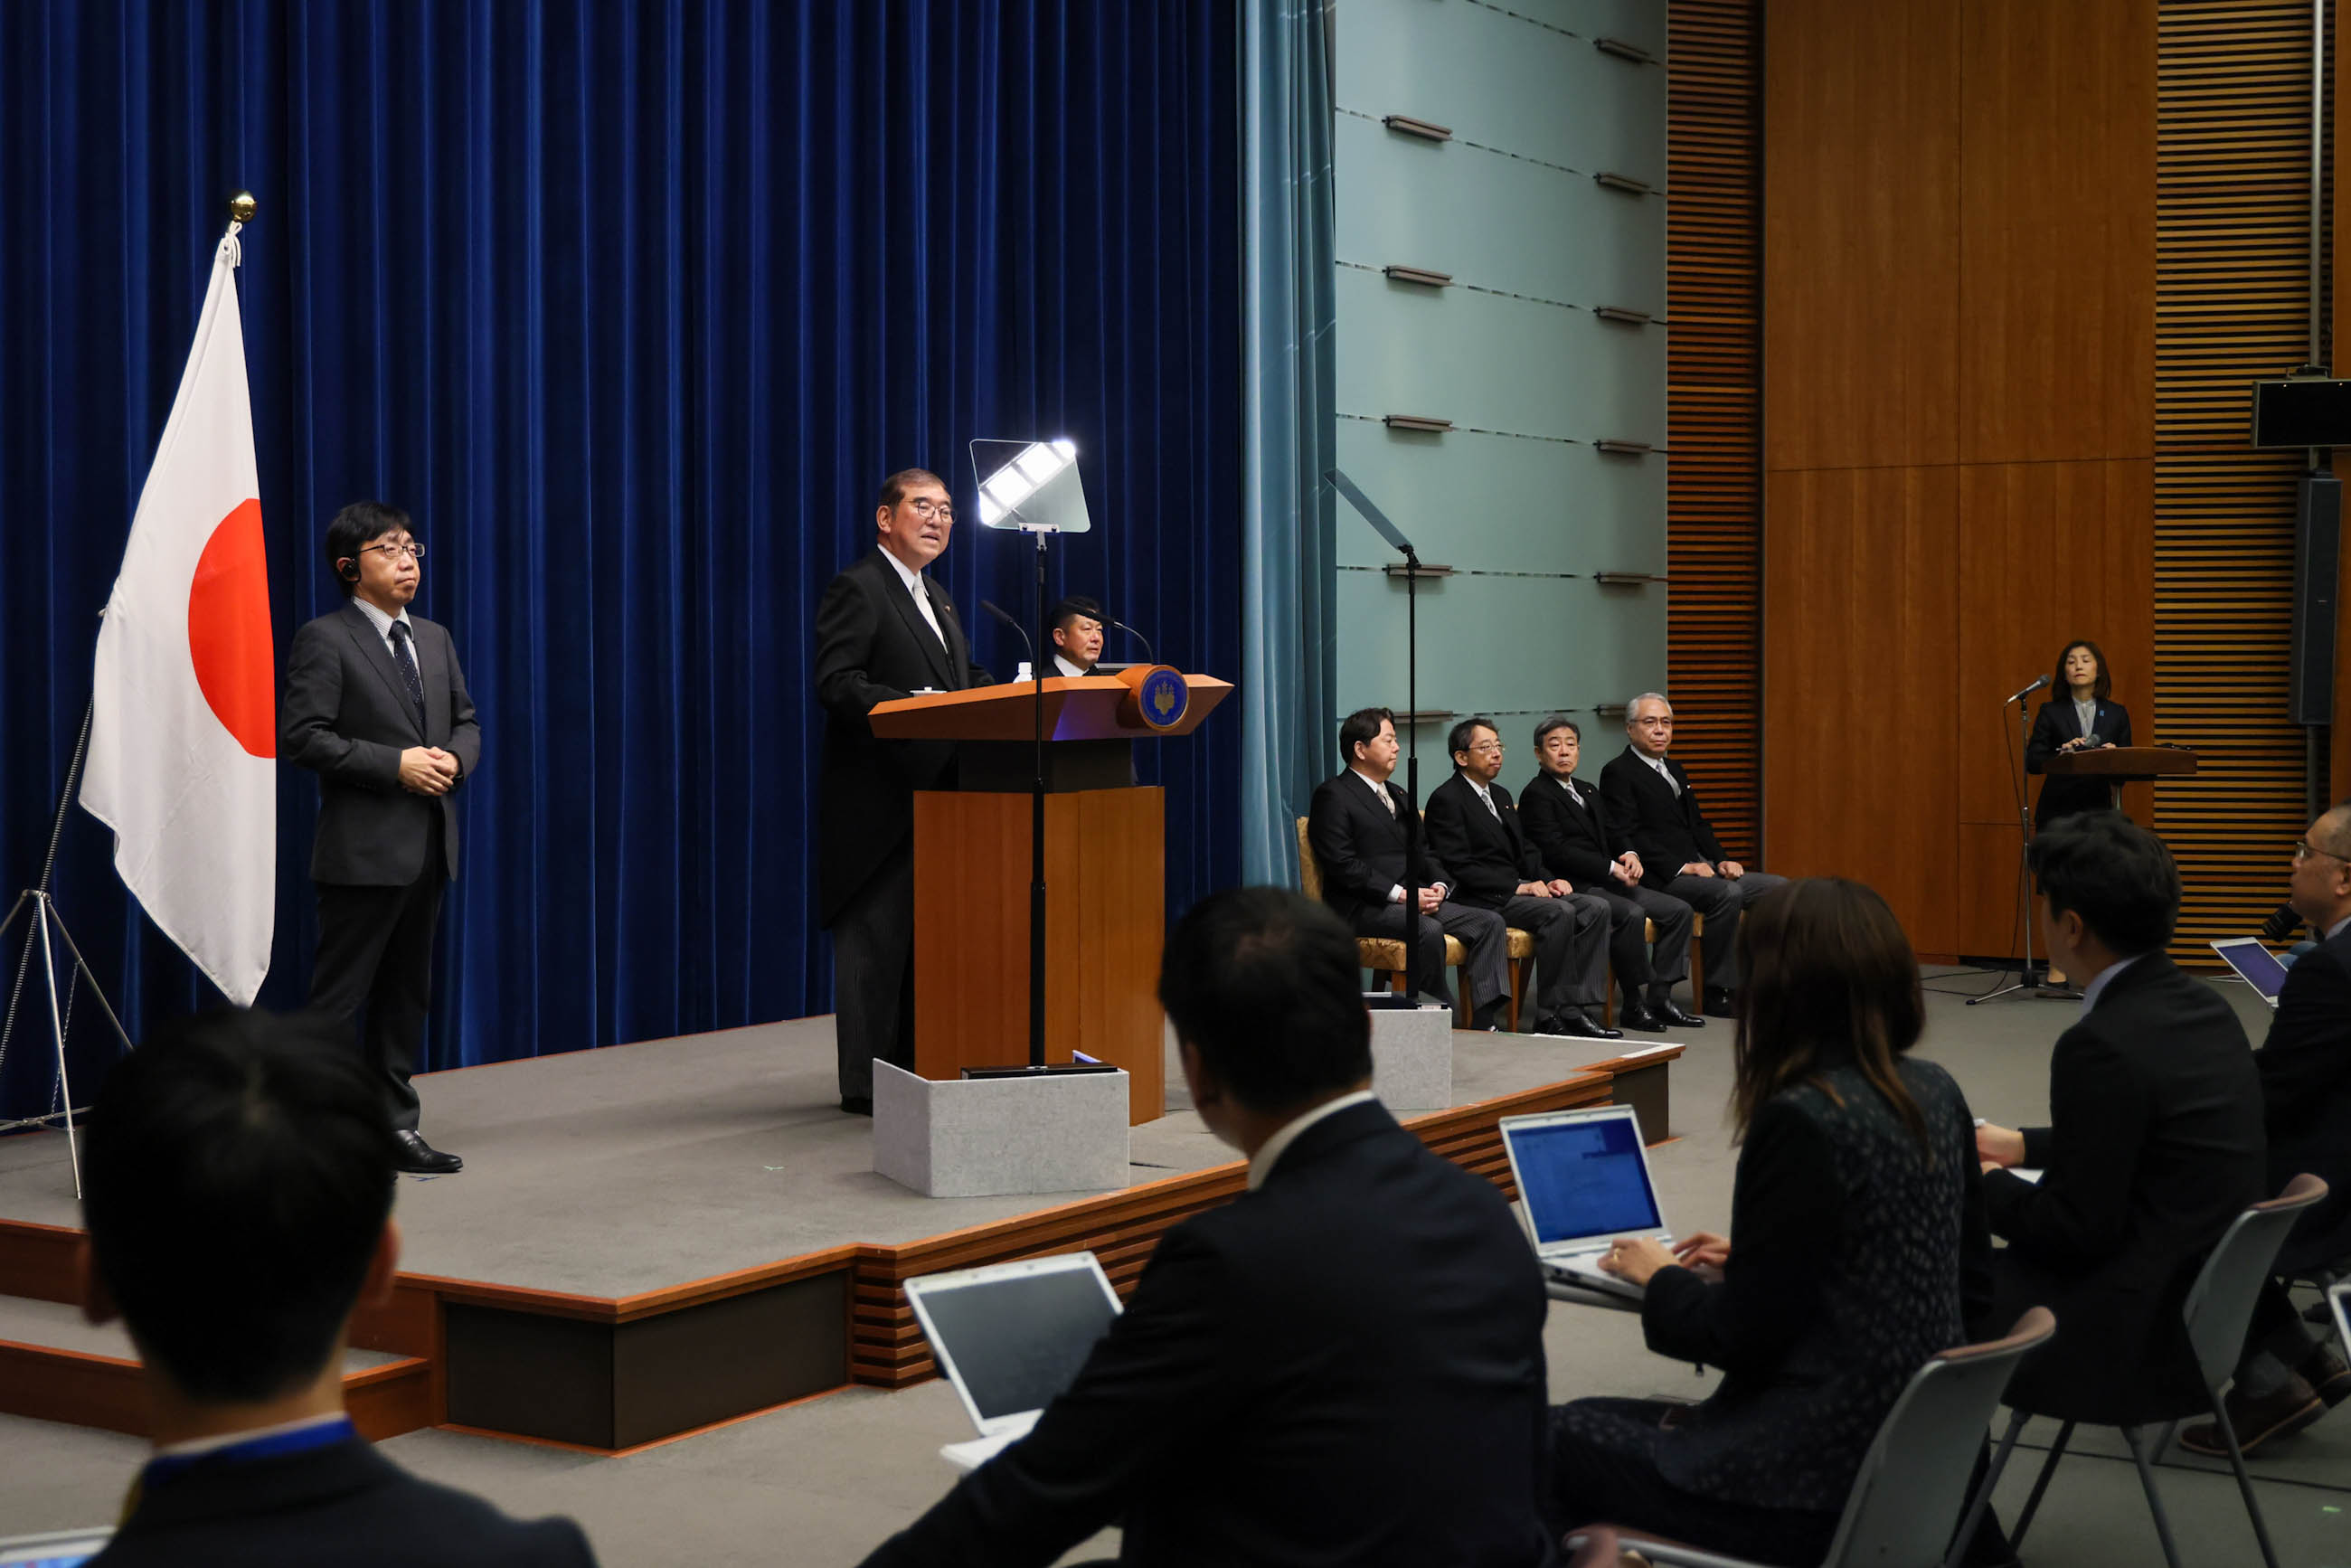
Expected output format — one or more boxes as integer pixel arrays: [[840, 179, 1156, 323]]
[[2254, 921, 2351, 1271], [1599, 751, 1724, 875], [860, 1100, 1556, 1568], [1306, 771, 1454, 926], [812, 548, 990, 925], [282, 603, 482, 885], [1424, 773, 1544, 911], [2024, 696, 2134, 825], [1982, 953, 2265, 1422], [1517, 772, 1629, 887], [90, 1436, 594, 1567]]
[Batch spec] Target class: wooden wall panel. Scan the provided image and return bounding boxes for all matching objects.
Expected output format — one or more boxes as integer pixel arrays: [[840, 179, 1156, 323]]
[[1761, 467, 1960, 954], [2155, 1, 2327, 957], [1958, 0, 2158, 463], [1667, 0, 1764, 862], [1761, 0, 1960, 472]]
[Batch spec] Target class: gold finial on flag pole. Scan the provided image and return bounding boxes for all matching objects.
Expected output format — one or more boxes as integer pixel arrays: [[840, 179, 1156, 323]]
[[228, 190, 258, 223]]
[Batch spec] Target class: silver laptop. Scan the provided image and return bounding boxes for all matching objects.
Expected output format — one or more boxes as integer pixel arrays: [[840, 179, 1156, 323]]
[[2211, 938, 2290, 1008], [2330, 1281, 2350, 1358], [0, 1529, 111, 1568], [1500, 1104, 1672, 1301], [903, 1252, 1123, 1471]]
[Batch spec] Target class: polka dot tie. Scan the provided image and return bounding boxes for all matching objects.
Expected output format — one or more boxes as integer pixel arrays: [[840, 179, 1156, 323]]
[[390, 622, 427, 728]]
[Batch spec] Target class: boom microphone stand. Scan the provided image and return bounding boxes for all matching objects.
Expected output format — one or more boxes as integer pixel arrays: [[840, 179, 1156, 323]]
[[1969, 676, 2072, 1006]]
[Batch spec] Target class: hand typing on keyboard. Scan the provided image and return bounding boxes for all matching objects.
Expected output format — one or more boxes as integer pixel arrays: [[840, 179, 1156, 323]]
[[1670, 1231, 1731, 1270], [1600, 1236, 1679, 1288]]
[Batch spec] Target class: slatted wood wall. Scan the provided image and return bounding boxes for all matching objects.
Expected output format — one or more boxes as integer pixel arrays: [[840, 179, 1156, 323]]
[[2155, 0, 2328, 956], [1666, 0, 1764, 864]]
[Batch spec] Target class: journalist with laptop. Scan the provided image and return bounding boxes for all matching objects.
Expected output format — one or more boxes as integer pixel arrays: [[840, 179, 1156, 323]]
[[862, 887, 1555, 1568], [1545, 878, 1991, 1567]]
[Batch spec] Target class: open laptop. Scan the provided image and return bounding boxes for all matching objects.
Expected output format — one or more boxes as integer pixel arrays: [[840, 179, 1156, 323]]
[[2211, 938, 2290, 1008], [1500, 1104, 1671, 1302], [903, 1252, 1123, 1471], [2330, 1281, 2350, 1361], [0, 1529, 111, 1568]]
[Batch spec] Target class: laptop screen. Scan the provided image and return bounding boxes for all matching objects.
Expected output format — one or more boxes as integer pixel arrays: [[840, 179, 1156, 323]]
[[2212, 939, 2290, 998], [1509, 1113, 1663, 1245], [911, 1261, 1120, 1422], [0, 1531, 111, 1568]]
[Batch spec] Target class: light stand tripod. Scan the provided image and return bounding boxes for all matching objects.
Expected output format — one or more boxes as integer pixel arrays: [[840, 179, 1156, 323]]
[[0, 699, 137, 1195], [1968, 681, 2073, 1006]]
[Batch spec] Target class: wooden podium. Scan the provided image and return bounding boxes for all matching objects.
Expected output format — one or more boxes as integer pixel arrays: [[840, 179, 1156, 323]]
[[869, 670, 1232, 1125], [2043, 745, 2198, 808]]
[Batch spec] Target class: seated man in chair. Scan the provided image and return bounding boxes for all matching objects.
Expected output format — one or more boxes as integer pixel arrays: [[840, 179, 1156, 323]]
[[1308, 707, 1512, 1025]]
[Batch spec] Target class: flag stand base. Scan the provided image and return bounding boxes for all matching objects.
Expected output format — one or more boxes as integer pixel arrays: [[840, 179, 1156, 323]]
[[0, 699, 135, 1199]]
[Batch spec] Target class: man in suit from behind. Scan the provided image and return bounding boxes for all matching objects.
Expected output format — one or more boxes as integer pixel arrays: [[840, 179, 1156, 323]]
[[860, 888, 1557, 1568], [1307, 707, 1512, 1025], [814, 468, 993, 1114], [1047, 595, 1107, 676], [1974, 812, 2265, 1432], [1599, 693, 1786, 1018], [1425, 715, 1619, 1040], [283, 502, 480, 1176], [2177, 802, 2351, 1455], [78, 1009, 595, 1568], [1517, 714, 1702, 1033]]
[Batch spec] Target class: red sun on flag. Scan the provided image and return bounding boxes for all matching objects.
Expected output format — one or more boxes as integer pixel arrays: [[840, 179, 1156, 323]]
[[187, 497, 276, 759]]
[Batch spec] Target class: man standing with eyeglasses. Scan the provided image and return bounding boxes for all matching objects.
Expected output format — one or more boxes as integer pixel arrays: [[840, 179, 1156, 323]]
[[814, 470, 993, 1114], [282, 502, 479, 1175]]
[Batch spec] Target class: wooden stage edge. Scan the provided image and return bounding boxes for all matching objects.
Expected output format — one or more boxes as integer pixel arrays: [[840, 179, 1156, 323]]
[[0, 1057, 1662, 1454]]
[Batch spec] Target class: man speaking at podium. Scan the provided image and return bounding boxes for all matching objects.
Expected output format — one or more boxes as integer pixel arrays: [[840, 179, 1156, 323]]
[[815, 469, 992, 1115]]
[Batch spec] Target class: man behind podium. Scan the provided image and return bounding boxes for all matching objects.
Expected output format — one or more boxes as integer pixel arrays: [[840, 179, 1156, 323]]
[[860, 888, 1555, 1568], [1049, 596, 1107, 676], [79, 1009, 594, 1568], [815, 469, 992, 1114]]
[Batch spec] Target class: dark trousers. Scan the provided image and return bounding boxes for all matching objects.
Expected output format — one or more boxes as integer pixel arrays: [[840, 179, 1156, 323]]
[[308, 849, 446, 1133], [1582, 882, 1695, 1002], [1662, 870, 1789, 991], [1351, 899, 1508, 1010], [831, 840, 915, 1100], [1494, 893, 1609, 1021], [1547, 1398, 1840, 1568]]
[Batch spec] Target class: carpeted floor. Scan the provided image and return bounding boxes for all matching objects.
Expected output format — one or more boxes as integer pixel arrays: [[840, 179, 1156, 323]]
[[2, 968, 2344, 1566]]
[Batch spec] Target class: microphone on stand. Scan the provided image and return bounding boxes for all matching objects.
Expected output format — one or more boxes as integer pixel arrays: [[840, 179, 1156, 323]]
[[1097, 612, 1157, 666], [979, 599, 1035, 678], [2004, 675, 2049, 705]]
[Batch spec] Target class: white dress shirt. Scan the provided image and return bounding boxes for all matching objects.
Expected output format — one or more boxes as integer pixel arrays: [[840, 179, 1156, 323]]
[[1053, 652, 1091, 678], [351, 594, 414, 657], [879, 545, 947, 647], [1246, 1090, 1379, 1190]]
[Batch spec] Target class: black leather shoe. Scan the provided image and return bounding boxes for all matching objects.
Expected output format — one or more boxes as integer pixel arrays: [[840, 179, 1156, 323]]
[[393, 1131, 462, 1175], [1703, 987, 1739, 1019], [839, 1096, 873, 1117], [1469, 1002, 1506, 1032], [1614, 1003, 1670, 1034], [1651, 1000, 1706, 1028], [1551, 1013, 1623, 1042]]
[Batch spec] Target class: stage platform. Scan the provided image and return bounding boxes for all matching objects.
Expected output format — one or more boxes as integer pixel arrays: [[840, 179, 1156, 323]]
[[0, 1016, 1686, 1453]]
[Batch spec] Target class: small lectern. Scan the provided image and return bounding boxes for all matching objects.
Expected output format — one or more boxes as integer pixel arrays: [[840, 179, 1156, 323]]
[[2042, 745, 2199, 808], [869, 668, 1231, 1124]]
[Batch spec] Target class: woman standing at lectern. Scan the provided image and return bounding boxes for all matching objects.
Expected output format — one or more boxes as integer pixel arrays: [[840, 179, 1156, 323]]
[[2025, 638, 2131, 829]]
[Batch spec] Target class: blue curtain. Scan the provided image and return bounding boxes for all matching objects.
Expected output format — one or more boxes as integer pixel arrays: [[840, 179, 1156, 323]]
[[0, 0, 1241, 1119], [1237, 0, 1336, 887]]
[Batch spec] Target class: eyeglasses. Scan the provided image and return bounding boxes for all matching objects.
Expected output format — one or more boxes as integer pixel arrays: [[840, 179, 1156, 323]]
[[2294, 838, 2347, 864], [907, 497, 954, 521], [1465, 740, 1504, 756], [362, 541, 425, 561]]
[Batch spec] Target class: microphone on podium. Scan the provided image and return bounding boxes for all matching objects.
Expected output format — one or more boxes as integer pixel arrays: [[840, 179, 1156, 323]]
[[2004, 675, 2049, 705], [1097, 611, 1157, 666], [978, 599, 1034, 665]]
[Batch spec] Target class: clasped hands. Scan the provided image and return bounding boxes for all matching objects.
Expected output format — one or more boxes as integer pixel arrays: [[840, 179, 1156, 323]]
[[1680, 860, 1746, 880], [399, 746, 461, 797], [2057, 736, 2115, 754], [1515, 878, 1577, 898], [1599, 1231, 1730, 1288]]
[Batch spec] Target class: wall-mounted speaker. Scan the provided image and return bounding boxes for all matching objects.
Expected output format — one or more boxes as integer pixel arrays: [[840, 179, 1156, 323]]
[[2290, 472, 2341, 725], [2252, 378, 2351, 449]]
